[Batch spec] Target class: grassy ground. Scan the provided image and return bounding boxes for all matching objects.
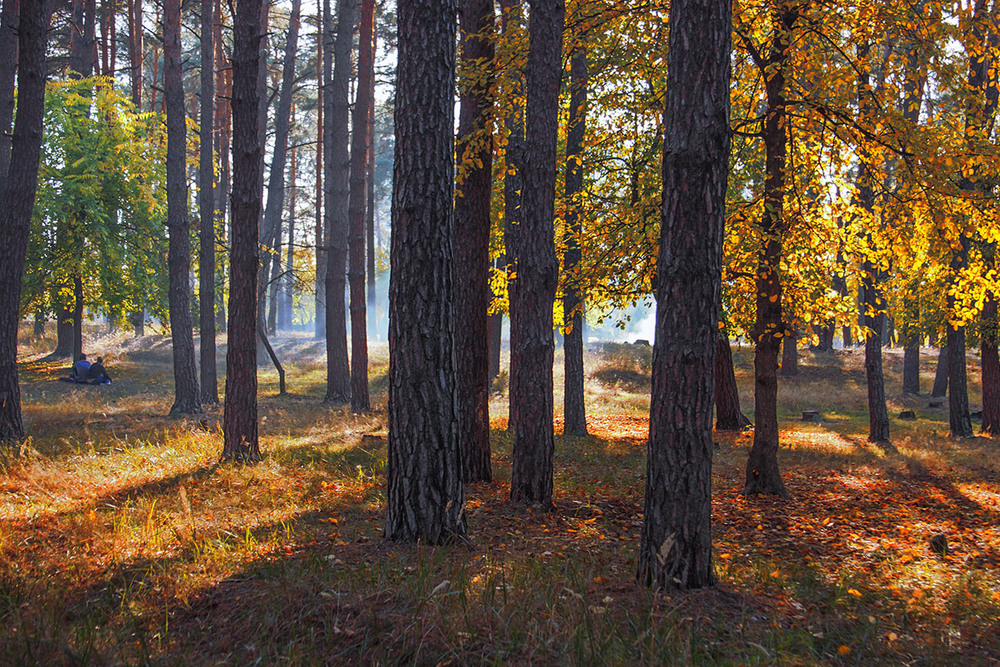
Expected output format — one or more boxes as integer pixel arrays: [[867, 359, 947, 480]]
[[1, 327, 998, 664]]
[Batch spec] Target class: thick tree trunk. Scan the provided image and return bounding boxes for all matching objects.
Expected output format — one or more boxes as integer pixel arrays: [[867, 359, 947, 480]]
[[779, 327, 797, 377], [947, 323, 973, 437], [744, 2, 793, 499], [385, 0, 465, 544], [901, 295, 921, 395], [932, 345, 948, 397], [222, 0, 264, 462], [637, 0, 729, 591], [562, 43, 588, 438], [715, 336, 751, 431], [164, 0, 201, 415], [0, 0, 17, 191], [322, 0, 352, 403], [454, 0, 495, 479], [348, 0, 374, 413], [508, 0, 563, 507], [55, 306, 74, 356], [0, 0, 52, 444], [199, 0, 219, 405], [72, 274, 84, 360]]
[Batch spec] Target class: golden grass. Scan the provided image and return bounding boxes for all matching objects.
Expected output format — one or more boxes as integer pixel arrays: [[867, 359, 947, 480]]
[[0, 331, 998, 663]]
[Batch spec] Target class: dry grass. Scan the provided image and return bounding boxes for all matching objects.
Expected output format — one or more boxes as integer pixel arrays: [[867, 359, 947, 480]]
[[1, 329, 998, 664]]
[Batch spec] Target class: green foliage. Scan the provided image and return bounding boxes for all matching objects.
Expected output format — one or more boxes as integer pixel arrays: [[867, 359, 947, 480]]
[[24, 76, 168, 325]]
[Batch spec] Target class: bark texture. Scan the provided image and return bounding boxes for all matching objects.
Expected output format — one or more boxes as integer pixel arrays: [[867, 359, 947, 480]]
[[715, 336, 751, 431], [348, 0, 374, 413], [384, 0, 465, 544], [508, 0, 563, 507], [745, 1, 794, 499], [323, 0, 352, 403], [562, 44, 588, 438], [0, 0, 17, 191], [947, 322, 973, 438], [454, 0, 496, 481], [222, 0, 264, 462], [199, 0, 219, 405], [637, 0, 730, 591], [0, 0, 52, 444], [164, 0, 202, 415], [856, 42, 890, 446], [982, 296, 1000, 435], [932, 345, 948, 397]]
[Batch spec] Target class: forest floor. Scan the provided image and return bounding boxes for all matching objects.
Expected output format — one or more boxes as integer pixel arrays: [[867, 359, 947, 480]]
[[1, 326, 999, 665]]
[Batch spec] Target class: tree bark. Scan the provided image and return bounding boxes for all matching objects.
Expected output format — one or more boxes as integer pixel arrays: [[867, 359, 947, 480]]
[[384, 0, 465, 544], [500, 0, 522, 430], [222, 0, 264, 463], [855, 42, 890, 446], [366, 62, 377, 318], [323, 0, 352, 404], [0, 0, 17, 192], [508, 0, 563, 507], [164, 0, 202, 415], [454, 0, 495, 479], [982, 295, 1000, 435], [259, 0, 300, 344], [199, 0, 219, 405], [947, 320, 973, 437], [128, 0, 142, 108], [281, 138, 297, 331], [744, 1, 794, 499], [562, 42, 588, 438], [637, 0, 730, 591], [348, 0, 374, 413], [314, 10, 325, 339], [0, 0, 52, 444], [715, 336, 751, 431], [779, 327, 797, 377], [932, 344, 948, 397]]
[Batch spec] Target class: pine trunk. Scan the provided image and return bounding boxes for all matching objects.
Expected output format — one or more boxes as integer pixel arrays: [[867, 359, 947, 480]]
[[199, 0, 219, 405], [0, 0, 52, 444], [314, 12, 325, 339], [385, 0, 465, 544], [323, 0, 352, 404], [366, 73, 377, 318], [508, 0, 563, 507], [637, 0, 729, 590], [499, 0, 522, 431], [562, 44, 588, 438], [164, 0, 201, 415], [715, 336, 751, 431], [222, 0, 264, 462], [0, 0, 17, 192], [128, 0, 142, 108], [348, 0, 374, 413], [454, 0, 495, 479]]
